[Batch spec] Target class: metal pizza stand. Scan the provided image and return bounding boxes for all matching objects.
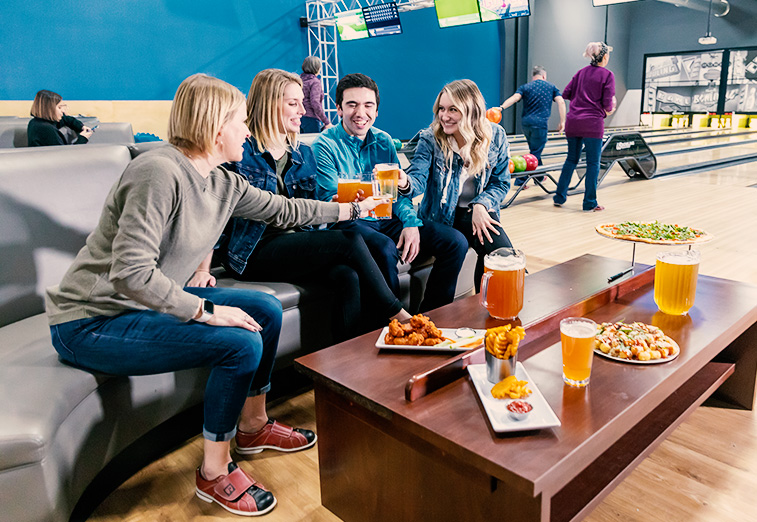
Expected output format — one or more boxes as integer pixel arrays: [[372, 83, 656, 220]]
[[595, 223, 714, 283]]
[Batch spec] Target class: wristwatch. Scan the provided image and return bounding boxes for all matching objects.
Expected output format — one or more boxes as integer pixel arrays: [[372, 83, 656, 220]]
[[195, 299, 215, 323]]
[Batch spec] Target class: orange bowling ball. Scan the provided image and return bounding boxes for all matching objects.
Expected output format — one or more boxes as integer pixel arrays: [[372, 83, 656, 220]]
[[486, 107, 502, 124]]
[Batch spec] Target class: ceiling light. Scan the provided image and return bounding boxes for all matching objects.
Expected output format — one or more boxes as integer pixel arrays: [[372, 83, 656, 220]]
[[698, 0, 717, 45]]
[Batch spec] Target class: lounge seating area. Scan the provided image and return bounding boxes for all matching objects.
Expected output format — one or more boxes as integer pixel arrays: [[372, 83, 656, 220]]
[[0, 118, 135, 148], [0, 142, 476, 522]]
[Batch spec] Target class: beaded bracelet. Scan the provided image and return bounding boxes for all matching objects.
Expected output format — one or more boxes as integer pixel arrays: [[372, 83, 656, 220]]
[[350, 201, 361, 220]]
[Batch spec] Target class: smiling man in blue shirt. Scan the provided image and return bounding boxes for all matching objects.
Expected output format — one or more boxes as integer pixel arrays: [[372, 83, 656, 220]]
[[312, 73, 468, 311]]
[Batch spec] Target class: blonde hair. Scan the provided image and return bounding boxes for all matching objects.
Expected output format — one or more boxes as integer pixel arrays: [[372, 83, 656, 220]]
[[431, 79, 492, 177], [167, 73, 246, 156], [30, 90, 62, 121], [246, 69, 303, 153]]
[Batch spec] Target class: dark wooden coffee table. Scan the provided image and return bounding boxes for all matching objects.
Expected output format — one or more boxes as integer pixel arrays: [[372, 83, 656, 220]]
[[295, 254, 757, 522]]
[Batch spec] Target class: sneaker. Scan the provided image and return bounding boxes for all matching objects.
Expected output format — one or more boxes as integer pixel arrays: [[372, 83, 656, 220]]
[[195, 462, 276, 517], [585, 205, 605, 212], [236, 420, 317, 455], [553, 202, 563, 208]]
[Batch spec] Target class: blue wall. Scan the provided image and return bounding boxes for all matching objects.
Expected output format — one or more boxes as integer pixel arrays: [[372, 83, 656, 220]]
[[336, 8, 503, 139], [1, 1, 503, 139], [0, 0, 308, 99]]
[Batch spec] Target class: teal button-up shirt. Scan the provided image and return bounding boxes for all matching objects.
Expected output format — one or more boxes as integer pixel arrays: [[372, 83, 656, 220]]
[[312, 122, 422, 227]]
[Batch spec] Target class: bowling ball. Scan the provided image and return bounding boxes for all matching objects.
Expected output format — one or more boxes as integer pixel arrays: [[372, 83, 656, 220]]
[[508, 159, 514, 173], [511, 155, 527, 172], [486, 107, 502, 124], [393, 138, 402, 151], [523, 154, 538, 171]]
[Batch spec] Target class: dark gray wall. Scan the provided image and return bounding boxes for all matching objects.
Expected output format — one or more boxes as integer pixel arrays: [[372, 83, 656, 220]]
[[626, 0, 757, 88], [524, 1, 632, 131]]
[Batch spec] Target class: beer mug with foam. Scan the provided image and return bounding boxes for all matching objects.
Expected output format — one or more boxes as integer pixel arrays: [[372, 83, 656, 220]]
[[480, 248, 526, 320]]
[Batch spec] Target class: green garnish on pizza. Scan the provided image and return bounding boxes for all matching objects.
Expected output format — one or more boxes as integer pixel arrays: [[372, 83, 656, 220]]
[[595, 221, 713, 245]]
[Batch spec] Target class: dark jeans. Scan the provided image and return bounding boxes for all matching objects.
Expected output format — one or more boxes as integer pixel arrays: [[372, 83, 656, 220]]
[[238, 229, 403, 339], [336, 216, 469, 312], [515, 125, 548, 185], [553, 136, 602, 211], [300, 116, 322, 134], [49, 287, 283, 442], [453, 207, 513, 292]]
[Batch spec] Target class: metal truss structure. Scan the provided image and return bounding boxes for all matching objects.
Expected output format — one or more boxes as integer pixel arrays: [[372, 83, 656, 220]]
[[304, 0, 433, 123]]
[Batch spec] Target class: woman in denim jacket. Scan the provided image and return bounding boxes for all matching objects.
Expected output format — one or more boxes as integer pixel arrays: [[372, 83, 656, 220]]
[[403, 79, 513, 291], [191, 69, 410, 340]]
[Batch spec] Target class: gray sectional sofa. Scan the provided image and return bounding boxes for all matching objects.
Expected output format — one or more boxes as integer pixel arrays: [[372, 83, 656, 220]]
[[0, 117, 135, 148], [0, 142, 475, 522]]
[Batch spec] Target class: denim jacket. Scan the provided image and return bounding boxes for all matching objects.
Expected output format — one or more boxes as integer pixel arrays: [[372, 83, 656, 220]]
[[404, 122, 510, 226], [220, 136, 319, 275]]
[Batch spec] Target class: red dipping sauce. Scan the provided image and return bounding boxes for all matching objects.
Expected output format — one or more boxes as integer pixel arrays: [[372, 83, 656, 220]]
[[507, 400, 533, 414]]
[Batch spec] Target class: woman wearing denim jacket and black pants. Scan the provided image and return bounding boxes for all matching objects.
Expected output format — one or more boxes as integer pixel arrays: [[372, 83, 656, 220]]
[[192, 69, 411, 340], [403, 79, 513, 291]]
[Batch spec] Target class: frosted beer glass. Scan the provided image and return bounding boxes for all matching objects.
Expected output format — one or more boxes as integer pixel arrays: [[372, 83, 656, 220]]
[[479, 248, 526, 320], [560, 317, 597, 388], [654, 250, 700, 315]]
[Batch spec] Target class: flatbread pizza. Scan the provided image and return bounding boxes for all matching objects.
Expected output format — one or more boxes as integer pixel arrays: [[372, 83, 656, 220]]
[[595, 221, 712, 245], [594, 321, 680, 364]]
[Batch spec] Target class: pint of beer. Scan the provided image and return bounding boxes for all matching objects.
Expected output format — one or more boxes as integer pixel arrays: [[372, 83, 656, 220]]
[[336, 177, 361, 203], [560, 317, 597, 388], [479, 248, 526, 320], [654, 250, 700, 315], [375, 163, 399, 200], [366, 171, 392, 219]]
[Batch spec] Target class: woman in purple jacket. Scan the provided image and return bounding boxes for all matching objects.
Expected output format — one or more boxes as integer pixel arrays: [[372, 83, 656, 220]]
[[553, 42, 616, 212], [299, 56, 332, 133]]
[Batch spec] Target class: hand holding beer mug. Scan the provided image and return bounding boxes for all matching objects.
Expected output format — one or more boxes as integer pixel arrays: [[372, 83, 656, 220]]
[[560, 317, 597, 388], [654, 250, 700, 315], [480, 248, 526, 320]]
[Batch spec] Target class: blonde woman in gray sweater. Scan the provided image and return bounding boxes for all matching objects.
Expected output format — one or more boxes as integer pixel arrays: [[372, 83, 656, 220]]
[[45, 73, 388, 517]]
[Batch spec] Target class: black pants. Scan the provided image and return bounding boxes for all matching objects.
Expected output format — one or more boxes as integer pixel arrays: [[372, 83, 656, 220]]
[[232, 229, 403, 341], [453, 207, 513, 292], [336, 217, 469, 312]]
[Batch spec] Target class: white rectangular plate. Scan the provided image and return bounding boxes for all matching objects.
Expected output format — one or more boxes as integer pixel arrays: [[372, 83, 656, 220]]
[[376, 327, 485, 352], [467, 362, 561, 433]]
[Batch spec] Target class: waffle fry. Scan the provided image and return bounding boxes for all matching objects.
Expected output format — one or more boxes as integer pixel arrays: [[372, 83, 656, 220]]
[[490, 375, 532, 399], [485, 325, 525, 360]]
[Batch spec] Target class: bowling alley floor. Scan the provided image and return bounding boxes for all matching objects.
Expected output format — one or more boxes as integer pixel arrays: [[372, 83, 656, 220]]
[[87, 156, 757, 522]]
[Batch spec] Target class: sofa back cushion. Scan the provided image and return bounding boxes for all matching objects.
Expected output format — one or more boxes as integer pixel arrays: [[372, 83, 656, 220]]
[[0, 145, 132, 326]]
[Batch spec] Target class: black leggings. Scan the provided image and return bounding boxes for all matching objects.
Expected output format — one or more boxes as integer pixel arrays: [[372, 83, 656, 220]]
[[230, 229, 403, 341], [453, 207, 513, 292]]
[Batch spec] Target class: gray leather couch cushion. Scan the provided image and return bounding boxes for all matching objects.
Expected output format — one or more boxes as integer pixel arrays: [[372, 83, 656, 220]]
[[88, 122, 135, 144], [0, 145, 131, 326]]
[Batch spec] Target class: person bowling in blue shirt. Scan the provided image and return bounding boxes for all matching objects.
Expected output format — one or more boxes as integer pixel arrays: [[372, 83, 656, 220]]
[[500, 66, 566, 188]]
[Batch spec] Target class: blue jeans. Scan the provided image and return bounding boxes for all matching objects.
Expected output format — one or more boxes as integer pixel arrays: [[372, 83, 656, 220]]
[[49, 287, 283, 442], [553, 136, 602, 210]]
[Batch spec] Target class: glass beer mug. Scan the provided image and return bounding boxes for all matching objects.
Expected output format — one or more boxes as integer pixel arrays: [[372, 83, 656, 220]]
[[480, 248, 526, 320]]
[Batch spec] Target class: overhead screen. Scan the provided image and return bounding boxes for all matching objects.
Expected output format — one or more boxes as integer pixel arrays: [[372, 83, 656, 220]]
[[435, 0, 530, 28], [335, 3, 403, 41], [363, 3, 403, 37], [335, 9, 369, 41]]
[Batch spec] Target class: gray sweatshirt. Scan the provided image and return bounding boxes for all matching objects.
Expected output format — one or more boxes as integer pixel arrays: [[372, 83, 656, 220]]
[[46, 145, 339, 325]]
